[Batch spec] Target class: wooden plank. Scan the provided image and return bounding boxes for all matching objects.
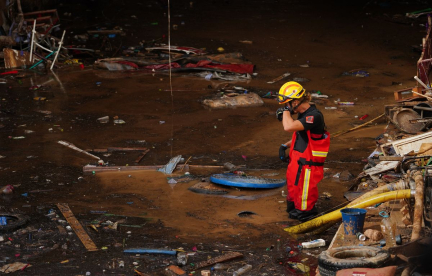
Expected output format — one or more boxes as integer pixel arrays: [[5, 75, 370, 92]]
[[56, 203, 98, 251], [194, 252, 243, 269], [88, 30, 126, 35], [83, 165, 162, 174], [83, 164, 227, 174], [135, 149, 150, 163], [379, 156, 403, 161], [107, 147, 148, 152]]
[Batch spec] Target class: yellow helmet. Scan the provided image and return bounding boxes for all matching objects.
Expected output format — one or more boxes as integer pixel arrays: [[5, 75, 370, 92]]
[[277, 81, 305, 104]]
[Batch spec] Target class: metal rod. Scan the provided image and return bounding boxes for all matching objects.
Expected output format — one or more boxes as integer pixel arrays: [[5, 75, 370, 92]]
[[414, 76, 431, 91], [34, 42, 53, 53], [29, 20, 36, 63], [51, 30, 65, 70], [29, 50, 56, 70], [412, 106, 432, 111]]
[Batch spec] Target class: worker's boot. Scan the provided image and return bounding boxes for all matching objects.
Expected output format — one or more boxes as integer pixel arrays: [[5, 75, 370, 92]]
[[286, 201, 295, 213], [289, 206, 318, 222]]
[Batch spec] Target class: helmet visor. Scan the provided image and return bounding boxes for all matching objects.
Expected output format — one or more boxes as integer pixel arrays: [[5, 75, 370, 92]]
[[277, 94, 293, 103]]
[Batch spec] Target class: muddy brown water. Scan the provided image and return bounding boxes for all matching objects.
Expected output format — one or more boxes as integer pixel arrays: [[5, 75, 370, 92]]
[[0, 0, 428, 275]]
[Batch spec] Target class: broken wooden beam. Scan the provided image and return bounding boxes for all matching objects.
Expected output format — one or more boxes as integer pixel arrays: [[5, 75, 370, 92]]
[[194, 251, 243, 269], [87, 30, 126, 35], [135, 149, 150, 163], [83, 165, 162, 174], [56, 203, 98, 251], [83, 164, 228, 174], [86, 147, 148, 153]]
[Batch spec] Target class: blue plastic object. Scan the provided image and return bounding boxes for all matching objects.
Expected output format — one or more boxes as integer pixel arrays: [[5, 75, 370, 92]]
[[0, 216, 7, 226], [340, 208, 367, 235], [210, 173, 285, 189], [123, 248, 177, 255]]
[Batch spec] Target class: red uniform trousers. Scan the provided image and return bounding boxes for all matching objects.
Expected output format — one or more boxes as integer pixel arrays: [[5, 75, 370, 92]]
[[286, 130, 330, 211]]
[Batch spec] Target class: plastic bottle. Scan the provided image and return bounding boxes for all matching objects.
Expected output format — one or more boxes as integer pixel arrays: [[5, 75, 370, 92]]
[[177, 252, 188, 266], [213, 263, 230, 270], [276, 239, 281, 251], [233, 264, 252, 276], [301, 239, 326, 249], [380, 213, 396, 246]]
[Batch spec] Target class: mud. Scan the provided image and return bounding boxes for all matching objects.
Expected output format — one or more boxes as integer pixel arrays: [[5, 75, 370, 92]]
[[0, 0, 428, 275]]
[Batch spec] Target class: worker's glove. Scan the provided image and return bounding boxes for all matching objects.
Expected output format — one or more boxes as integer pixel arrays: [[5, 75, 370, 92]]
[[279, 144, 289, 162], [276, 106, 293, 121]]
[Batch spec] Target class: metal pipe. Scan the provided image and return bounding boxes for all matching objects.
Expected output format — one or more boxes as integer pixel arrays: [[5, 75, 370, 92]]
[[414, 76, 431, 91], [29, 20, 36, 62], [411, 171, 424, 240], [51, 30, 66, 70]]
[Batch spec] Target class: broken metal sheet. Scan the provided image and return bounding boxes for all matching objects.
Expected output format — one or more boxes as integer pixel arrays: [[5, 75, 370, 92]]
[[158, 155, 182, 174], [364, 161, 399, 176], [344, 191, 365, 201]]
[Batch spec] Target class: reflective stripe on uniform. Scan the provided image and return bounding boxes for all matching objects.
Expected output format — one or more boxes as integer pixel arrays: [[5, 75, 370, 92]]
[[312, 150, 328, 157], [301, 168, 311, 210]]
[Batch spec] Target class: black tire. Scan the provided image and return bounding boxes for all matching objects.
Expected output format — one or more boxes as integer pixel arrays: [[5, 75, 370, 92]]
[[318, 265, 337, 276], [0, 213, 29, 232], [318, 246, 390, 273]]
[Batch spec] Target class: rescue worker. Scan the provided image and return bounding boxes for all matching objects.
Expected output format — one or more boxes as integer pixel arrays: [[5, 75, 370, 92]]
[[276, 81, 330, 222]]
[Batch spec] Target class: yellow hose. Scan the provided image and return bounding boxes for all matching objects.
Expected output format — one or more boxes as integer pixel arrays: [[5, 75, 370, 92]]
[[302, 182, 408, 236], [284, 189, 414, 234], [348, 181, 406, 206]]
